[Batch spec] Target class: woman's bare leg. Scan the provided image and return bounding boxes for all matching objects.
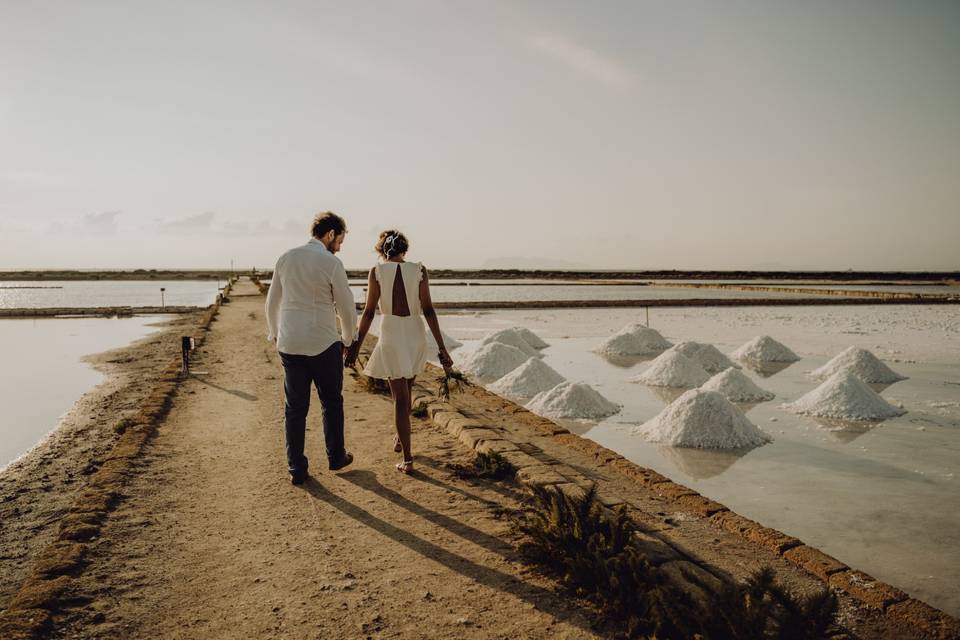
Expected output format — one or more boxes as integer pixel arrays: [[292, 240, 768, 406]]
[[389, 378, 413, 462]]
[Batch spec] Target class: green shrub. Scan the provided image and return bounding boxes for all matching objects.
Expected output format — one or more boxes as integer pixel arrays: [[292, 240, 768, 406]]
[[449, 451, 516, 481], [114, 418, 134, 434], [411, 401, 428, 418], [515, 485, 838, 639]]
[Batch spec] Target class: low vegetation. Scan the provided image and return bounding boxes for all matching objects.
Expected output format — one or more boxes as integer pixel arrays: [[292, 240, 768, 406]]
[[411, 401, 428, 418], [516, 485, 838, 639], [113, 418, 134, 434], [448, 451, 516, 481]]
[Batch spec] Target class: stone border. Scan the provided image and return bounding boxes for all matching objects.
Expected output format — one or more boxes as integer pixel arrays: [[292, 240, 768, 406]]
[[412, 378, 960, 640], [0, 297, 226, 639]]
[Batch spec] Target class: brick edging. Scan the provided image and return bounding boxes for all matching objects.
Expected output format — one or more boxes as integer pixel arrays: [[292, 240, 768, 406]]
[[413, 379, 960, 640], [0, 299, 226, 639]]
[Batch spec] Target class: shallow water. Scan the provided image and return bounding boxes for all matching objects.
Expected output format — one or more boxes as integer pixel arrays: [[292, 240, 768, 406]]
[[349, 284, 822, 304], [438, 305, 960, 616], [0, 280, 221, 308], [0, 316, 167, 470]]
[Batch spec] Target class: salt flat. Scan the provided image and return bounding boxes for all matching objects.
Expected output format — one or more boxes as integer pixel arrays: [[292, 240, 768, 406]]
[[441, 304, 960, 616]]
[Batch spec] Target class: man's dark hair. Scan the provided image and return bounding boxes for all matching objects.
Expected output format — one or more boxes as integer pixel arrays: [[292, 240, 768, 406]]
[[310, 212, 347, 239]]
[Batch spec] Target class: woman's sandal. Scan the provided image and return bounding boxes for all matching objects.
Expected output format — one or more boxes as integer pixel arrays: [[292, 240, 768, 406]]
[[396, 460, 413, 474], [393, 435, 402, 453]]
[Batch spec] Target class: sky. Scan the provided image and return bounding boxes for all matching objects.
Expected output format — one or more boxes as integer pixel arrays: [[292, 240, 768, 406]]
[[1, 0, 958, 271]]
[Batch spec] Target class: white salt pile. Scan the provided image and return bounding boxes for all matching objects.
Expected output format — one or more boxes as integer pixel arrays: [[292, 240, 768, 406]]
[[634, 389, 772, 449], [425, 326, 463, 352], [596, 323, 672, 356], [668, 342, 739, 374], [810, 346, 907, 384], [731, 335, 800, 363], [461, 343, 530, 383], [701, 367, 775, 403], [781, 371, 907, 421], [479, 328, 542, 358], [515, 327, 549, 349], [526, 382, 620, 421], [630, 351, 710, 388], [488, 358, 566, 399]]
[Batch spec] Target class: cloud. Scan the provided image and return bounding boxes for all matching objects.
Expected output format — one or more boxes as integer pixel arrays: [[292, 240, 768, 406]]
[[155, 212, 216, 234], [150, 213, 309, 238], [528, 34, 636, 90], [45, 211, 122, 236], [79, 211, 121, 235]]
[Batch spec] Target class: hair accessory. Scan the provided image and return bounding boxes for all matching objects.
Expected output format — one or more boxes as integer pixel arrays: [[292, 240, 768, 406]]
[[383, 233, 397, 256]]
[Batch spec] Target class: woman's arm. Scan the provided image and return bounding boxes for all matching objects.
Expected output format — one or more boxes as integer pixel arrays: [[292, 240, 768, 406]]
[[345, 267, 380, 368], [419, 265, 453, 371]]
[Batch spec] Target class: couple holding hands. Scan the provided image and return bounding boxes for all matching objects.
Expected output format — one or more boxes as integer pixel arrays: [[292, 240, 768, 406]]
[[266, 212, 454, 484]]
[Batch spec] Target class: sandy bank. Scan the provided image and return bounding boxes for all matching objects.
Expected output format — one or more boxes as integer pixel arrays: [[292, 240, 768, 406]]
[[0, 311, 205, 608]]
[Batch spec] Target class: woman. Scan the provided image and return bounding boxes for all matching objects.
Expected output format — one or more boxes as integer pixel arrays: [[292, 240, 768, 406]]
[[344, 230, 454, 474]]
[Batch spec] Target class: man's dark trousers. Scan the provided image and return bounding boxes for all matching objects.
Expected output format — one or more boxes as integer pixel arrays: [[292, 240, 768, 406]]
[[279, 342, 345, 476]]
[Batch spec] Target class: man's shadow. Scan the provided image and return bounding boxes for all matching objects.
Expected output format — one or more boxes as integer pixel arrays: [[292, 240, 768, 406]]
[[189, 373, 258, 401], [300, 474, 598, 634]]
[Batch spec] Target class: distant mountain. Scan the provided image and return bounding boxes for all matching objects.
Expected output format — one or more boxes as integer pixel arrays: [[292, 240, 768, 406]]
[[480, 256, 593, 270]]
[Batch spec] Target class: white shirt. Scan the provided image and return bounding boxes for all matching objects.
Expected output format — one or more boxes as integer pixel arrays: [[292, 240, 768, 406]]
[[265, 238, 357, 355]]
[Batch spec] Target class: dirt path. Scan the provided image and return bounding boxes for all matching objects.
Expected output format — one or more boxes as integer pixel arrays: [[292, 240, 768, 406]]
[[49, 281, 601, 639]]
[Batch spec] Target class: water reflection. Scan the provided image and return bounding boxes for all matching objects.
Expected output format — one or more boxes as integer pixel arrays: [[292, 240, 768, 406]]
[[811, 417, 883, 444], [657, 445, 756, 480], [738, 359, 795, 378], [596, 352, 658, 369], [734, 401, 763, 414], [645, 385, 688, 405]]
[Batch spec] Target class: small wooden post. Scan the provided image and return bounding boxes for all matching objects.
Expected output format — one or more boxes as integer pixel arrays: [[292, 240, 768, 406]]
[[181, 336, 194, 375], [160, 287, 166, 309], [645, 306, 649, 327]]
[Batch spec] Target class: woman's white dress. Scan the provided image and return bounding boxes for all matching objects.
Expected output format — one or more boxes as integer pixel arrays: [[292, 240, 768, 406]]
[[363, 261, 429, 380]]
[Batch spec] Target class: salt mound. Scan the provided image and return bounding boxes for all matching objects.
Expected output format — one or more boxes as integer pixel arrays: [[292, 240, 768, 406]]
[[701, 367, 775, 403], [596, 323, 672, 356], [479, 328, 541, 358], [731, 336, 800, 363], [810, 347, 907, 384], [668, 342, 739, 374], [461, 343, 530, 383], [488, 358, 566, 399], [630, 351, 710, 388], [526, 382, 620, 420], [425, 326, 462, 352], [515, 327, 549, 349], [634, 389, 772, 449], [781, 371, 907, 421]]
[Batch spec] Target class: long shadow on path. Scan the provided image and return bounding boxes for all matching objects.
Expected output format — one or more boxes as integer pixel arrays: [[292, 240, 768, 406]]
[[300, 476, 599, 636]]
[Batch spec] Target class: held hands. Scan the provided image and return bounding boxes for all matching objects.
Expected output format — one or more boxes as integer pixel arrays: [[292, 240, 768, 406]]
[[343, 341, 361, 369]]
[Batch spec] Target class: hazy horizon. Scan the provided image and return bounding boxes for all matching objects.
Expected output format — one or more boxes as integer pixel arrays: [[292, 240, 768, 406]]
[[2, 1, 958, 271]]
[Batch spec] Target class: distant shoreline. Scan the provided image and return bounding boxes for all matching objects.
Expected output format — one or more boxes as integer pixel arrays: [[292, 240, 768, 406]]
[[1, 268, 957, 282]]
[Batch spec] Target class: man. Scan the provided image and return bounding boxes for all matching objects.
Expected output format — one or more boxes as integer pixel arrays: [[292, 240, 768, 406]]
[[265, 212, 357, 484]]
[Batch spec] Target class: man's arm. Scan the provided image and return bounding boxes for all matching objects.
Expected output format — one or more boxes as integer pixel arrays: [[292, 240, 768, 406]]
[[330, 257, 357, 346], [264, 257, 283, 341]]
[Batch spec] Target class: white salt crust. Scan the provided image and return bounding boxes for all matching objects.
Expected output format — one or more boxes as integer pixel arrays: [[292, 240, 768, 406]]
[[782, 370, 907, 421], [635, 389, 773, 449], [526, 382, 621, 421]]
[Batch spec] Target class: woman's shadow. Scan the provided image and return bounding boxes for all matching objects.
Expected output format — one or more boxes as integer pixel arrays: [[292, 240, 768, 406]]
[[299, 471, 598, 634]]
